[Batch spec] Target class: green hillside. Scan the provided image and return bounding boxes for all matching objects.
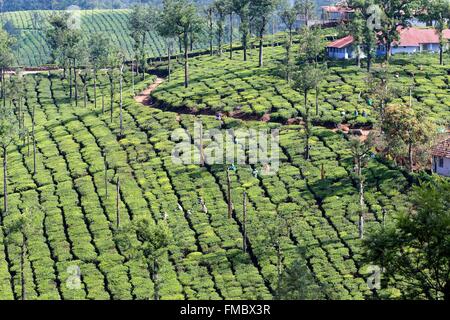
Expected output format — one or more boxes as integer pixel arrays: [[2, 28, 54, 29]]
[[0, 9, 236, 67]]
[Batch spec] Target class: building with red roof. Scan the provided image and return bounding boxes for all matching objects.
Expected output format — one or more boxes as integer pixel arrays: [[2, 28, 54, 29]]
[[321, 6, 355, 23], [327, 27, 450, 60], [432, 137, 450, 177]]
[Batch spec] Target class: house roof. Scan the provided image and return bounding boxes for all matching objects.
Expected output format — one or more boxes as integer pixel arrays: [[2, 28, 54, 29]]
[[321, 6, 354, 13], [328, 35, 354, 49], [394, 28, 450, 46], [432, 138, 450, 158], [328, 27, 450, 48]]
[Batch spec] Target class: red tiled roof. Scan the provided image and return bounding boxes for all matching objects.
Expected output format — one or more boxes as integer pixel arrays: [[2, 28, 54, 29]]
[[321, 6, 354, 13], [328, 35, 354, 48], [394, 28, 450, 46], [432, 138, 450, 158], [328, 28, 450, 48]]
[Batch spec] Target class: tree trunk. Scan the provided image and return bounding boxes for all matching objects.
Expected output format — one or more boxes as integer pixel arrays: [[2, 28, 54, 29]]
[[243, 191, 247, 253], [408, 141, 414, 173], [259, 35, 264, 67], [218, 24, 223, 56], [93, 69, 97, 108], [32, 108, 36, 176], [229, 13, 233, 60], [83, 82, 87, 108], [109, 73, 114, 123], [116, 176, 120, 229], [105, 163, 108, 199], [119, 64, 124, 137], [21, 238, 26, 301], [167, 41, 171, 82], [69, 64, 73, 100], [243, 34, 248, 62], [74, 60, 78, 107], [304, 92, 310, 160], [357, 45, 361, 67], [359, 211, 364, 239], [367, 51, 372, 72], [184, 32, 189, 88], [209, 10, 213, 56], [227, 169, 232, 219], [315, 86, 319, 116], [2, 147, 7, 215], [439, 44, 443, 65]]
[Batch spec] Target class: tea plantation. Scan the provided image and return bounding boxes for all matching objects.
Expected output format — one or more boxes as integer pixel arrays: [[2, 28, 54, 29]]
[[0, 62, 416, 299], [0, 9, 240, 67], [153, 45, 450, 128]]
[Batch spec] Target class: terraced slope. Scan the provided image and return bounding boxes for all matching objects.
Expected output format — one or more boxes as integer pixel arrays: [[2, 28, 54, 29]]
[[153, 45, 450, 127], [0, 67, 413, 299], [0, 9, 238, 67]]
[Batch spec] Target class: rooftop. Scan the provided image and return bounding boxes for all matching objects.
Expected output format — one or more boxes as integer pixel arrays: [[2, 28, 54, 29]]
[[321, 6, 355, 13], [432, 138, 450, 158], [328, 35, 355, 49], [327, 27, 450, 48]]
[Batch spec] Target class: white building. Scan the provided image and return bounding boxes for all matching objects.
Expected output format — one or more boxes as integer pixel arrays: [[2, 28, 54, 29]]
[[432, 138, 450, 177], [327, 27, 450, 60]]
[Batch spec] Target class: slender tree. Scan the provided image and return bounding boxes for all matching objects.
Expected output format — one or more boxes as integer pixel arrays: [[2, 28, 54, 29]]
[[292, 63, 324, 160], [160, 0, 203, 88], [297, 0, 315, 28], [212, 0, 227, 56], [0, 101, 19, 216], [251, 0, 279, 67], [0, 29, 15, 108], [278, 0, 299, 81], [350, 136, 374, 239], [88, 32, 110, 108], [423, 0, 450, 65], [129, 5, 155, 80], [233, 0, 251, 61]]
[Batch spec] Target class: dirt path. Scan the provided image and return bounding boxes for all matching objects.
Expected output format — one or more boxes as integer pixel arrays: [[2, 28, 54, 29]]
[[134, 77, 165, 105]]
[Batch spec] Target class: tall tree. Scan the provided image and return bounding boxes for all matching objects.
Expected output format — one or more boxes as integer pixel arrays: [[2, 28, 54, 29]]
[[292, 63, 324, 160], [88, 32, 110, 109], [297, 0, 315, 28], [348, 0, 378, 71], [348, 11, 365, 67], [350, 136, 374, 239], [250, 0, 279, 67], [128, 5, 155, 80], [233, 0, 251, 61], [156, 3, 177, 81], [160, 0, 203, 88], [0, 99, 19, 216], [423, 0, 450, 65], [278, 0, 299, 82], [382, 104, 435, 173], [212, 0, 227, 56], [376, 0, 415, 62], [106, 46, 122, 123], [298, 26, 325, 64], [0, 28, 14, 108], [363, 178, 450, 300]]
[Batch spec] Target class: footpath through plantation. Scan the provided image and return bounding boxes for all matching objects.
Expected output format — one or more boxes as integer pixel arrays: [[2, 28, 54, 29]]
[[0, 47, 416, 299]]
